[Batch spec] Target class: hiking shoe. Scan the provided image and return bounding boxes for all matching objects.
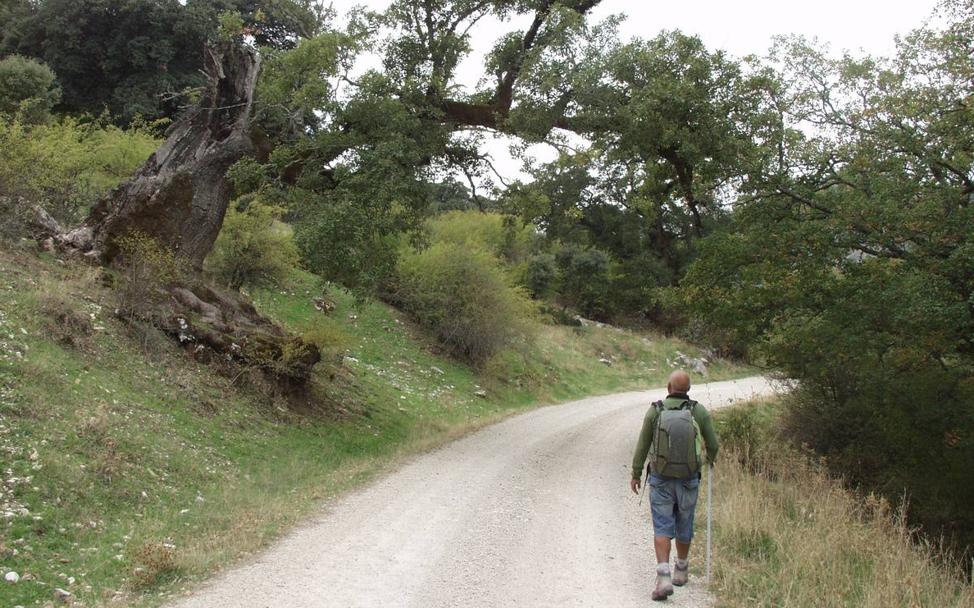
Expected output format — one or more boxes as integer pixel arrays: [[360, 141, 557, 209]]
[[652, 567, 674, 601], [672, 561, 689, 586]]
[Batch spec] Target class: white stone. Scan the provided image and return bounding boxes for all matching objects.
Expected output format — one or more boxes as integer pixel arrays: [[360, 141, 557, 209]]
[[53, 588, 72, 602]]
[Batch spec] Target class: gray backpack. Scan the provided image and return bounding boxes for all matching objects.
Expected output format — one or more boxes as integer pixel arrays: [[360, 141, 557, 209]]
[[650, 400, 702, 478]]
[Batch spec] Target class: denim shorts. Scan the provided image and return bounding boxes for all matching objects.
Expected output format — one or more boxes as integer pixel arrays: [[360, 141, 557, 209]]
[[648, 473, 700, 543]]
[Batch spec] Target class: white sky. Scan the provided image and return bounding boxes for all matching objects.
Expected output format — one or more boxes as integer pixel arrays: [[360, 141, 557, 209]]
[[328, 0, 940, 184]]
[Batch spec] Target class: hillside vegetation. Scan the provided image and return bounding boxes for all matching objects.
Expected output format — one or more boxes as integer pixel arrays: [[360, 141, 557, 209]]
[[0, 245, 748, 607], [710, 399, 974, 608]]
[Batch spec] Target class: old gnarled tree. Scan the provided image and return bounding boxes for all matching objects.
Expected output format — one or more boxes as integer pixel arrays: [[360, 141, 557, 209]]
[[37, 41, 320, 384]]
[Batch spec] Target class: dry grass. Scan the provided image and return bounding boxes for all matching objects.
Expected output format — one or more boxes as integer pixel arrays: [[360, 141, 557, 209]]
[[711, 414, 974, 607]]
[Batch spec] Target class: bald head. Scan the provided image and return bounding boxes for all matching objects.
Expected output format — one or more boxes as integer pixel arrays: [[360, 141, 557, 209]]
[[668, 370, 691, 394]]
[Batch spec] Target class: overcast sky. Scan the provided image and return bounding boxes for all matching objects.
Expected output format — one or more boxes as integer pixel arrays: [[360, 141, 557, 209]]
[[327, 0, 941, 183]]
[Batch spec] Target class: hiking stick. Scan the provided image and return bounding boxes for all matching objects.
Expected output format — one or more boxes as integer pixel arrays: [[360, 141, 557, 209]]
[[706, 462, 713, 586], [638, 469, 648, 506]]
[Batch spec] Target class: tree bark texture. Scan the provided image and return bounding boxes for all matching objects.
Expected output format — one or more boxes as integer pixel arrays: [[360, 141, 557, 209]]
[[64, 42, 260, 269]]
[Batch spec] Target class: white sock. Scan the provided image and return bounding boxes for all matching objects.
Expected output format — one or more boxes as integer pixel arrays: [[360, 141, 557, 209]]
[[676, 558, 688, 569], [657, 563, 671, 575]]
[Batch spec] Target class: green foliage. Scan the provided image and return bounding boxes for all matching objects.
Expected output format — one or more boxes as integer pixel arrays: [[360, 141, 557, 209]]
[[425, 179, 480, 213], [198, 0, 326, 49], [0, 54, 60, 122], [554, 245, 613, 320], [390, 242, 536, 364], [206, 200, 300, 290], [290, 73, 453, 291], [0, 0, 207, 124], [504, 30, 766, 320], [217, 10, 247, 42], [0, 115, 159, 233], [715, 398, 780, 463], [255, 31, 354, 137], [682, 2, 974, 555], [525, 253, 557, 298], [426, 211, 534, 263], [114, 231, 183, 321], [0, 0, 325, 125]]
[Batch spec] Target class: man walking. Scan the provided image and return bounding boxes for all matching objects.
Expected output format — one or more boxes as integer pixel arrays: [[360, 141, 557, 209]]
[[630, 370, 719, 601]]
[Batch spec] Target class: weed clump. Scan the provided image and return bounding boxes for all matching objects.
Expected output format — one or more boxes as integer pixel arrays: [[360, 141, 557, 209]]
[[131, 541, 179, 590], [113, 231, 182, 323], [39, 291, 94, 350]]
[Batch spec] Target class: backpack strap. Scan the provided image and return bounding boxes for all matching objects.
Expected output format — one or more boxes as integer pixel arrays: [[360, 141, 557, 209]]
[[651, 400, 664, 467], [652, 400, 664, 432]]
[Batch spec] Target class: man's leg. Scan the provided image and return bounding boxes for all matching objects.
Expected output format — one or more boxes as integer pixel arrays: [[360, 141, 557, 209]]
[[650, 478, 676, 601], [673, 540, 691, 586], [672, 477, 701, 587], [654, 535, 673, 563]]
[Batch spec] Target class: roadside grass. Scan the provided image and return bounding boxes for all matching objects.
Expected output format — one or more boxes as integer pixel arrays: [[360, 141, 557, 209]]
[[710, 398, 974, 608], [0, 247, 750, 607]]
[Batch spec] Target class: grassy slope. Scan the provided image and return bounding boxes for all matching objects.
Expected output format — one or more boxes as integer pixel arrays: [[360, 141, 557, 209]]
[[0, 247, 750, 607], [709, 399, 974, 608]]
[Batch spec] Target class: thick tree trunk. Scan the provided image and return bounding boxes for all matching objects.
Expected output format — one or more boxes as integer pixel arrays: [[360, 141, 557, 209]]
[[63, 42, 260, 268], [35, 42, 322, 387]]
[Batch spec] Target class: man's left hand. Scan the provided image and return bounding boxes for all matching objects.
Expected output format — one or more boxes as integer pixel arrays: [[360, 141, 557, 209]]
[[630, 477, 640, 494]]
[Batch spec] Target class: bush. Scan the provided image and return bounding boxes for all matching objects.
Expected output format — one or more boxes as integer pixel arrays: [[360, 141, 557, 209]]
[[0, 55, 60, 123], [715, 398, 780, 467], [427, 211, 535, 263], [302, 320, 352, 366], [0, 115, 159, 234], [525, 253, 557, 298], [206, 201, 300, 291], [114, 232, 183, 322], [131, 540, 179, 590], [391, 242, 536, 364]]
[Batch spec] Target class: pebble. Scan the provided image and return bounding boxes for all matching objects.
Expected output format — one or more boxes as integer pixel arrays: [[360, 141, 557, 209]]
[[4, 571, 19, 583]]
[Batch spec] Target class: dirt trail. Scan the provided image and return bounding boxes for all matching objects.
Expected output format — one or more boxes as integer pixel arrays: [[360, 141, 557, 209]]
[[169, 376, 775, 608]]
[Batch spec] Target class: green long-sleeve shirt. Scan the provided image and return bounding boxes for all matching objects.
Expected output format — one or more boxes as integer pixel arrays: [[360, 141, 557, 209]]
[[631, 393, 719, 480]]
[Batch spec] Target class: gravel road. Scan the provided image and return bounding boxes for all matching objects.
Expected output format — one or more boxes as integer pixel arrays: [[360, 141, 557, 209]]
[[169, 376, 775, 608]]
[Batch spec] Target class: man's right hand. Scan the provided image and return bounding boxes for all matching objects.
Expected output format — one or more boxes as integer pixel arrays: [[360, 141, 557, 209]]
[[630, 477, 641, 494]]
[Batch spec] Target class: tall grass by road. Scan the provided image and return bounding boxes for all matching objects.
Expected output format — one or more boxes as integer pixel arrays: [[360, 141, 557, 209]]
[[711, 399, 974, 608]]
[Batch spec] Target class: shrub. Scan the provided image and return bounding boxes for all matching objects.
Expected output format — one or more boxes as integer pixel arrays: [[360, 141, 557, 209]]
[[0, 115, 159, 233], [391, 242, 536, 364], [0, 55, 60, 123], [206, 201, 300, 291], [714, 397, 780, 467], [427, 211, 535, 263], [302, 321, 352, 365], [114, 232, 183, 322], [131, 541, 179, 590], [525, 253, 557, 298]]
